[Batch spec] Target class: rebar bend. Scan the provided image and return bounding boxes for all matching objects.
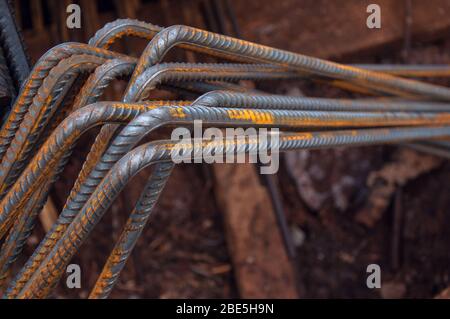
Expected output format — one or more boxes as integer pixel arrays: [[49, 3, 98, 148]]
[[129, 63, 298, 101], [0, 54, 108, 198], [18, 125, 450, 299], [88, 19, 163, 48], [14, 104, 450, 298], [88, 89, 450, 297], [88, 19, 248, 63], [8, 18, 450, 299], [0, 57, 141, 286], [0, 24, 146, 272], [130, 25, 450, 101], [38, 106, 450, 229], [88, 19, 450, 79], [3, 102, 189, 298], [73, 57, 137, 109], [12, 62, 300, 289], [0, 102, 180, 239], [0, 43, 126, 163], [4, 62, 297, 296]]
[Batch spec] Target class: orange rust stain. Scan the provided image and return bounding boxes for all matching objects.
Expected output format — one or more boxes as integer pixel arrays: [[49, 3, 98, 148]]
[[169, 107, 187, 118], [226, 109, 274, 125], [280, 133, 314, 141]]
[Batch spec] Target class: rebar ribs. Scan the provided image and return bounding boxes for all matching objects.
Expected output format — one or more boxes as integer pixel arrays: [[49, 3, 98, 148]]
[[0, 19, 449, 299]]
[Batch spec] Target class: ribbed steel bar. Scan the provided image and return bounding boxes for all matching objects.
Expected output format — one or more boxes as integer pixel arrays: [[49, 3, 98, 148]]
[[0, 58, 140, 285], [0, 43, 126, 163], [88, 19, 253, 62], [17, 125, 450, 299], [25, 63, 302, 290], [88, 89, 450, 298], [4, 17, 450, 299], [2, 61, 293, 295], [0, 54, 108, 199], [129, 62, 299, 101], [65, 61, 300, 216], [89, 161, 174, 298], [89, 19, 450, 81], [69, 22, 450, 299], [14, 82, 445, 298], [193, 90, 450, 112], [0, 102, 188, 239], [128, 25, 450, 101], [13, 102, 450, 298], [352, 64, 450, 78]]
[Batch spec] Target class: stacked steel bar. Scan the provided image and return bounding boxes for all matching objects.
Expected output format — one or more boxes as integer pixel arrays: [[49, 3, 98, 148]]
[[0, 19, 449, 299]]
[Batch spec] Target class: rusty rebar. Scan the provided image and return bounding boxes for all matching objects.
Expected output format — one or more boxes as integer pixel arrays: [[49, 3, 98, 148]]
[[4, 17, 450, 299], [129, 25, 450, 100], [0, 54, 109, 198], [18, 125, 450, 298], [12, 102, 450, 297], [0, 43, 126, 164], [88, 89, 450, 298]]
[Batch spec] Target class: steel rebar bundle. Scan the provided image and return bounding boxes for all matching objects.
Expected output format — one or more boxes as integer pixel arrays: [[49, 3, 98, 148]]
[[0, 18, 450, 298]]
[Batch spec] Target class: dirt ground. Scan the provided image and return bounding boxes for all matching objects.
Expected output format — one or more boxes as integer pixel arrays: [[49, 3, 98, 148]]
[[5, 0, 450, 298]]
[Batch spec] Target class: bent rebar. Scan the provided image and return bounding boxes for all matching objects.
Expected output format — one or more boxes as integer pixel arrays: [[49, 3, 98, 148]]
[[4, 17, 450, 299], [0, 43, 126, 163], [13, 102, 450, 297], [19, 125, 450, 298], [129, 25, 450, 101], [0, 54, 109, 198]]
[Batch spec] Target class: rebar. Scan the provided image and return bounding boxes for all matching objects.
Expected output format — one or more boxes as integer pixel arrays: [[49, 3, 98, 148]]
[[2, 17, 450, 299], [13, 102, 450, 297], [18, 125, 450, 298]]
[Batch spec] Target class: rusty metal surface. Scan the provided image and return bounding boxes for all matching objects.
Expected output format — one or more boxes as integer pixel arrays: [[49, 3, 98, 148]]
[[1, 18, 450, 298], [18, 126, 450, 298]]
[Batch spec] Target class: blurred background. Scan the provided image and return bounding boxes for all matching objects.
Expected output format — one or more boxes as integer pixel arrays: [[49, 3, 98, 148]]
[[6, 0, 450, 298]]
